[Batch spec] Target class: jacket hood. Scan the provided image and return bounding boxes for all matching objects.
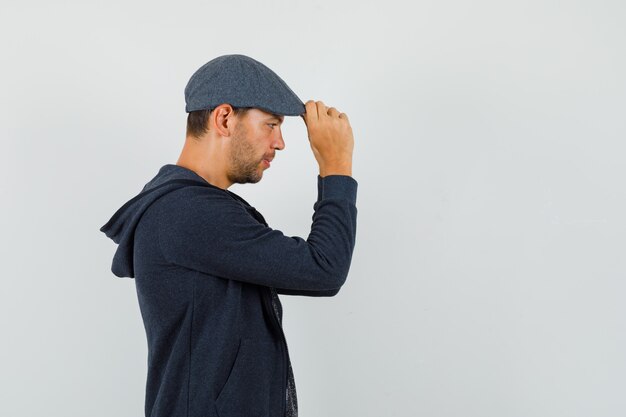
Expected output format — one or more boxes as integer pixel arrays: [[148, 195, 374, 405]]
[[99, 164, 219, 278]]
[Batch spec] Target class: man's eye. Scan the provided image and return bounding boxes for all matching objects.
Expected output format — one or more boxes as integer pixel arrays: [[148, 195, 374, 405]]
[[268, 123, 277, 129]]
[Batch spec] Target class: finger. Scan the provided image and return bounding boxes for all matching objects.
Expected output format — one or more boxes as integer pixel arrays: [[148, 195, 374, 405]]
[[304, 100, 318, 121], [327, 107, 340, 117], [338, 112, 349, 122], [315, 101, 326, 118]]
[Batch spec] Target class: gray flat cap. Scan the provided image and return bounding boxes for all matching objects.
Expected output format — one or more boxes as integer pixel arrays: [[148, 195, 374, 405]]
[[184, 54, 305, 116]]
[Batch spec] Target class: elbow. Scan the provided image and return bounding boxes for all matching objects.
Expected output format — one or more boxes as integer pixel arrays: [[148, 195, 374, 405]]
[[308, 240, 355, 290], [324, 286, 342, 297], [302, 270, 346, 296], [324, 287, 341, 297], [309, 249, 354, 292], [325, 268, 349, 293]]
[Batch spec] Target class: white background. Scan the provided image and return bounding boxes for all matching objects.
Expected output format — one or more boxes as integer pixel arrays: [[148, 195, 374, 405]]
[[1, 1, 625, 416]]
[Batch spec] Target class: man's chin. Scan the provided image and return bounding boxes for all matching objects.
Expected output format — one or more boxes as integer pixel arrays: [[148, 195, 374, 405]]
[[233, 175, 262, 185]]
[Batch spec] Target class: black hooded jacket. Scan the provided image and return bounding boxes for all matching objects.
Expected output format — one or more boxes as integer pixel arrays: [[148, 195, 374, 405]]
[[99, 164, 358, 417]]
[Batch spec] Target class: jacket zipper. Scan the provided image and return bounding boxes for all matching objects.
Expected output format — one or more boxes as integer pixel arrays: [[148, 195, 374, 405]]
[[263, 287, 288, 417], [227, 195, 289, 417]]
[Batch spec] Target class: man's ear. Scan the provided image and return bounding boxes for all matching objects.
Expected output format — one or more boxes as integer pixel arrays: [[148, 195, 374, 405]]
[[212, 104, 236, 137]]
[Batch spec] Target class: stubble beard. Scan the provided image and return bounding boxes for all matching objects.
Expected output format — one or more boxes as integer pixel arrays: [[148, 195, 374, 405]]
[[226, 122, 263, 185]]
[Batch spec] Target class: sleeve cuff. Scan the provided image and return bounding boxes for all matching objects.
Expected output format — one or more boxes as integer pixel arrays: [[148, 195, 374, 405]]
[[317, 175, 323, 202], [317, 175, 358, 205]]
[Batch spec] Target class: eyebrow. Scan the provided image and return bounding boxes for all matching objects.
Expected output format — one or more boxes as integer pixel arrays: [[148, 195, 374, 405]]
[[267, 114, 285, 123]]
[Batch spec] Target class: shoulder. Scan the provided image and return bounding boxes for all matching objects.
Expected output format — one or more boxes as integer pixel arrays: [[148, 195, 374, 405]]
[[156, 185, 247, 217]]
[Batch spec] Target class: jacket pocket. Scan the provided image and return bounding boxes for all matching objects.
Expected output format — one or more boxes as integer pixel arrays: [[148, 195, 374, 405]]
[[215, 337, 276, 417]]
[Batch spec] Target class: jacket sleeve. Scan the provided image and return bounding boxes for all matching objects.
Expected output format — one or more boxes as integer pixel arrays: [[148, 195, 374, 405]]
[[157, 175, 358, 292], [274, 175, 345, 297]]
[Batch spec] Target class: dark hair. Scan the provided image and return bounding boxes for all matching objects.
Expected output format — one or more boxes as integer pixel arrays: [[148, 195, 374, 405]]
[[186, 106, 251, 139]]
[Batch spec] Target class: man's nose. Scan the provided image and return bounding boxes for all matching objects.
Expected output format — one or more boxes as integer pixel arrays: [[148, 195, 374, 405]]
[[273, 128, 285, 150]]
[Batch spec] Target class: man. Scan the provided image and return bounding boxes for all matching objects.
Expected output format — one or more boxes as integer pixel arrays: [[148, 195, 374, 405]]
[[100, 54, 358, 417]]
